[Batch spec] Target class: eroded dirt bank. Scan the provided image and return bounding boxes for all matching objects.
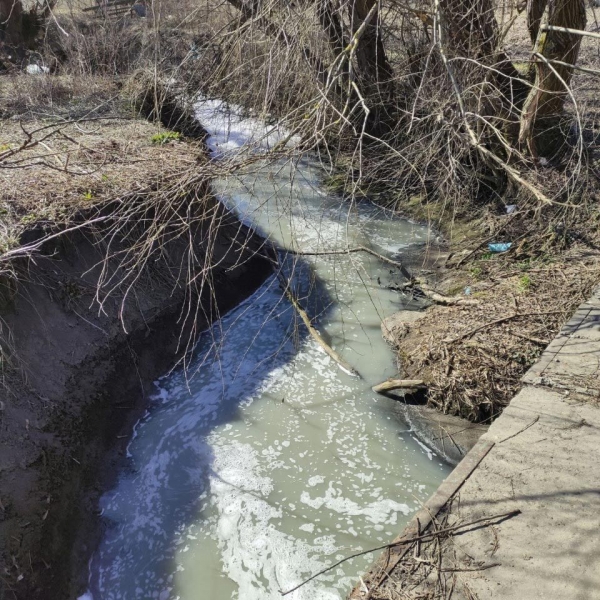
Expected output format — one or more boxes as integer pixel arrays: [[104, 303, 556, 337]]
[[0, 200, 272, 599]]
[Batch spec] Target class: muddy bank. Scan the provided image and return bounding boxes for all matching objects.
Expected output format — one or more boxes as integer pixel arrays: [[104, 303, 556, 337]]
[[0, 198, 272, 599], [381, 309, 487, 464]]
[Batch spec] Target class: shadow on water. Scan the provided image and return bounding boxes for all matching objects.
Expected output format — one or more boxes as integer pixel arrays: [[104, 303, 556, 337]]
[[88, 254, 334, 597], [86, 110, 449, 600]]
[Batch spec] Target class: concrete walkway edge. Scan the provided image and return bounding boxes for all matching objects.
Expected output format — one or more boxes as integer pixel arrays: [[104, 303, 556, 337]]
[[350, 285, 600, 600]]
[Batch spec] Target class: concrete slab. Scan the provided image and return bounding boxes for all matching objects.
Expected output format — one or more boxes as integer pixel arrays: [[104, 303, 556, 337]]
[[352, 285, 600, 600], [394, 403, 488, 464], [449, 385, 600, 599], [524, 289, 600, 385]]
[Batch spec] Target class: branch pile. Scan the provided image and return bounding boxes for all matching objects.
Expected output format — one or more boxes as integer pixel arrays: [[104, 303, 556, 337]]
[[391, 248, 600, 422]]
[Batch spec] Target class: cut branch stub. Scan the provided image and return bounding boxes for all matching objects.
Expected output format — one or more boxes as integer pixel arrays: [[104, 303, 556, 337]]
[[372, 379, 426, 394]]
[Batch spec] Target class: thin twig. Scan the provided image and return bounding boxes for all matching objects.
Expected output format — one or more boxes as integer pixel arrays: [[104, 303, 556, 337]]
[[279, 509, 521, 596], [444, 311, 567, 344], [286, 246, 414, 281], [498, 416, 540, 443]]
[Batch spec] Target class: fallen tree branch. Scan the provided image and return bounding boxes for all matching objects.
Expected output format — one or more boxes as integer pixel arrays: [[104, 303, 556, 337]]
[[275, 270, 361, 378], [420, 287, 479, 306], [541, 24, 600, 40], [391, 281, 479, 306], [286, 246, 414, 281], [508, 330, 549, 345], [372, 379, 426, 394], [439, 562, 501, 572], [279, 509, 521, 596]]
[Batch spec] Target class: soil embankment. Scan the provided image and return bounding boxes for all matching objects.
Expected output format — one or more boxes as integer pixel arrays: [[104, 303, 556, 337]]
[[0, 83, 273, 599], [0, 199, 272, 600], [359, 173, 600, 426]]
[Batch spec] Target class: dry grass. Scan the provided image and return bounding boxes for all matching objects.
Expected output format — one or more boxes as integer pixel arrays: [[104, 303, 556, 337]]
[[392, 244, 600, 423], [0, 74, 208, 266], [0, 73, 125, 119]]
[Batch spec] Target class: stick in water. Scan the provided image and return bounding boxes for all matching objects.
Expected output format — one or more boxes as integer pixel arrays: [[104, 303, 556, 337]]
[[286, 246, 414, 282], [372, 379, 426, 394], [279, 509, 521, 596], [277, 273, 361, 378]]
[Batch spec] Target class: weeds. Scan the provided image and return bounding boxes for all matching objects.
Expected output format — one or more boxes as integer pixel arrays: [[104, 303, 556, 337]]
[[518, 258, 533, 271], [469, 266, 482, 279], [151, 131, 181, 145], [518, 274, 532, 292]]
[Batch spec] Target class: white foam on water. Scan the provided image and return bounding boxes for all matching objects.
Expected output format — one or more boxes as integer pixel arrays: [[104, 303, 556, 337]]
[[300, 483, 410, 526], [194, 98, 299, 156], [204, 441, 343, 600], [85, 101, 449, 600], [308, 475, 325, 487]]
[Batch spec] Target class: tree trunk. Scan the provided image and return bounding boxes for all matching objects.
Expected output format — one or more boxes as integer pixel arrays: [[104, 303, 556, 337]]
[[519, 0, 587, 158], [318, 0, 346, 60], [439, 0, 500, 60], [317, 0, 349, 96], [224, 0, 329, 84], [0, 0, 24, 46], [438, 0, 527, 114], [527, 0, 548, 44], [348, 0, 395, 135]]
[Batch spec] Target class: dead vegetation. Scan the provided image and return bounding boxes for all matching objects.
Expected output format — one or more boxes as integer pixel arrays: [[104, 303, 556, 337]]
[[287, 490, 521, 599], [391, 242, 600, 422], [0, 74, 210, 281], [1, 0, 600, 597], [1, 0, 599, 422], [1, 0, 599, 421], [167, 0, 600, 427], [362, 497, 516, 600]]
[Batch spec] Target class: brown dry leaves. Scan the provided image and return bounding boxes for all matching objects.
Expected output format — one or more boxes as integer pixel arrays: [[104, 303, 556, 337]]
[[393, 250, 600, 423], [0, 115, 205, 252]]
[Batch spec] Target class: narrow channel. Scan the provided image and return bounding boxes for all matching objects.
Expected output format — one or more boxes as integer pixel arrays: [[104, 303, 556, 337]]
[[83, 101, 450, 600]]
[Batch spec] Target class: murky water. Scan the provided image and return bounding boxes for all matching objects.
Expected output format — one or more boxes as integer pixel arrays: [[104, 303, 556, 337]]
[[83, 102, 450, 600]]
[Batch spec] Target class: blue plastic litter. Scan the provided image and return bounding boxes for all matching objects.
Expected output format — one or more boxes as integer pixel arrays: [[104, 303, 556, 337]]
[[464, 286, 472, 296], [488, 243, 512, 253]]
